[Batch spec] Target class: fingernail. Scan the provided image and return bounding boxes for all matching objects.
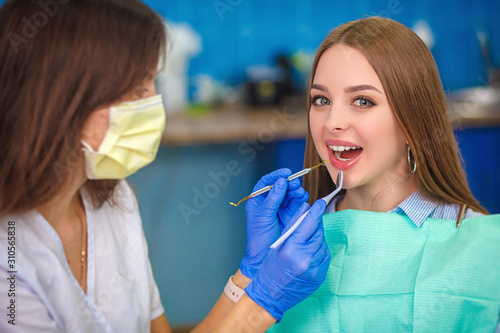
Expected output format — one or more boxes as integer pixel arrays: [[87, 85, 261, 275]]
[[276, 178, 286, 189]]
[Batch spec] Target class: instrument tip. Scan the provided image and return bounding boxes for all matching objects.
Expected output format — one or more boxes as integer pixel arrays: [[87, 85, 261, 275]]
[[230, 196, 249, 207]]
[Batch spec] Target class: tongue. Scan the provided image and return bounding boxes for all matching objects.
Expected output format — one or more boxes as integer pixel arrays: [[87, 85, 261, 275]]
[[340, 148, 363, 159]]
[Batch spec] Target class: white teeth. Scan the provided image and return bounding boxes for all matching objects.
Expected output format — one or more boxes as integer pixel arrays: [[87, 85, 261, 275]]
[[328, 145, 362, 162], [328, 145, 361, 152]]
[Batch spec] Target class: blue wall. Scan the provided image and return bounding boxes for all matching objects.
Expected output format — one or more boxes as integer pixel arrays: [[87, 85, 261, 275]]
[[455, 127, 500, 214], [145, 0, 500, 91], [2, 0, 498, 89]]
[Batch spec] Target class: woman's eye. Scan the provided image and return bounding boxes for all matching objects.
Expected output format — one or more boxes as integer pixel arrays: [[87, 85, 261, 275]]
[[311, 96, 331, 106], [353, 97, 375, 107]]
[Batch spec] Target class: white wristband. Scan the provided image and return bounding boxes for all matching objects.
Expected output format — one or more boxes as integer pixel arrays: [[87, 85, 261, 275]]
[[224, 275, 245, 303]]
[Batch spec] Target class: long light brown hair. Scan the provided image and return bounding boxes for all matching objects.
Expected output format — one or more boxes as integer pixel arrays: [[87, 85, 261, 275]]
[[303, 17, 487, 214], [0, 0, 166, 214]]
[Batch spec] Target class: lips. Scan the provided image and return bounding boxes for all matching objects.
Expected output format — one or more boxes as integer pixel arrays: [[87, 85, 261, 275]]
[[325, 140, 363, 170]]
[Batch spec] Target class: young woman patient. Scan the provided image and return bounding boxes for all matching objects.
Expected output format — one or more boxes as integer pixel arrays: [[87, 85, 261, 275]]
[[267, 16, 500, 332]]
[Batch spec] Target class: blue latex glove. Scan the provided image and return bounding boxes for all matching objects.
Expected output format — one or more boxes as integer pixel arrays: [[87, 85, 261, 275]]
[[244, 199, 330, 322], [239, 168, 309, 279]]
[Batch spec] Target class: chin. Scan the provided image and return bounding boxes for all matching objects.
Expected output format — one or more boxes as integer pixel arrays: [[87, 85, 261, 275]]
[[329, 168, 361, 191]]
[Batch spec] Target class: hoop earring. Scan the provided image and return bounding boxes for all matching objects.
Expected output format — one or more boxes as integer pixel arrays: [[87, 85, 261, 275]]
[[407, 145, 417, 173]]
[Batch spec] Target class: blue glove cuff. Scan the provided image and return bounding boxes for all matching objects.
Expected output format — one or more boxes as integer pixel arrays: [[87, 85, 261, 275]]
[[245, 279, 284, 322], [239, 260, 255, 280]]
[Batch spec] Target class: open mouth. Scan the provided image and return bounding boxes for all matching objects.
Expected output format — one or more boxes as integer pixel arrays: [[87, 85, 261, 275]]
[[328, 145, 363, 161]]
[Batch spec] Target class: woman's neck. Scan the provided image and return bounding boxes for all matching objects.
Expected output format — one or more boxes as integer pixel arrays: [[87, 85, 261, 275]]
[[36, 164, 87, 227], [337, 173, 418, 212], [37, 189, 84, 227]]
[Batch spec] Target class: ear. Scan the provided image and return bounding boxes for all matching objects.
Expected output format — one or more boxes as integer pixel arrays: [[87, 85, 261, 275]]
[[80, 107, 110, 151]]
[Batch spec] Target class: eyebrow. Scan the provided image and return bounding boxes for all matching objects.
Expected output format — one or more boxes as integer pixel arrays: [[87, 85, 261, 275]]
[[310, 83, 382, 94], [311, 84, 328, 92], [344, 84, 382, 94]]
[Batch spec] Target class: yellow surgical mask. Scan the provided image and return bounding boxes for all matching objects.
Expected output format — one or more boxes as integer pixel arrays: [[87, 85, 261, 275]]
[[81, 94, 166, 179]]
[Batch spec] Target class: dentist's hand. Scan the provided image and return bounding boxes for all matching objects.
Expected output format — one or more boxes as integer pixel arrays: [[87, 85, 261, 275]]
[[239, 169, 309, 279], [244, 199, 330, 322]]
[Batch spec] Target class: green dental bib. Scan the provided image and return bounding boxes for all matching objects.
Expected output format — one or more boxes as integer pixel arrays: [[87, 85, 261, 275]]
[[269, 210, 500, 332]]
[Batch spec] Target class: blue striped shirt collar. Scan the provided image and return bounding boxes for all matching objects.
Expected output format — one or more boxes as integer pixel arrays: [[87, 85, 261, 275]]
[[388, 190, 439, 227], [328, 190, 439, 227]]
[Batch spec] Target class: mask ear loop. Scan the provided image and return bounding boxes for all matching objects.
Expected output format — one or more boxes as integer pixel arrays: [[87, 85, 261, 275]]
[[80, 140, 94, 152]]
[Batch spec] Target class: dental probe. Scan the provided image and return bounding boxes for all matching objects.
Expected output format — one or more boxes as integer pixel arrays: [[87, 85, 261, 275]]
[[229, 160, 330, 207]]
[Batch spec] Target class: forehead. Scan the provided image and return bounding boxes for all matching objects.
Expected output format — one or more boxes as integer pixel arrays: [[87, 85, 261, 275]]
[[313, 44, 384, 90]]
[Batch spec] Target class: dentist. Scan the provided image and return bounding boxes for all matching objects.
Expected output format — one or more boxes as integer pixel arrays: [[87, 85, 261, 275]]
[[0, 0, 329, 332]]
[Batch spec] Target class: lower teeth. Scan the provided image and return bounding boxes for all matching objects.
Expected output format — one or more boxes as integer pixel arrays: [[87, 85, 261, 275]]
[[335, 151, 354, 162]]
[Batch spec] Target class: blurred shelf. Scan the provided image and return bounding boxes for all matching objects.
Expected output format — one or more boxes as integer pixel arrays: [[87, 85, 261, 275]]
[[448, 86, 500, 128], [161, 96, 308, 146]]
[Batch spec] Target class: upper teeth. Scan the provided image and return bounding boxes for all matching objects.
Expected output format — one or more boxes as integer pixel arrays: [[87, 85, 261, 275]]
[[328, 145, 360, 152]]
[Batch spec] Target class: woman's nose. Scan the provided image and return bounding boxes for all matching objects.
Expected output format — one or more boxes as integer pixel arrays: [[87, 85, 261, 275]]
[[324, 105, 349, 133]]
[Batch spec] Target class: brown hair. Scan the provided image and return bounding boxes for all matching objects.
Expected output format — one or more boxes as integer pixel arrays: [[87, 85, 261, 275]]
[[303, 17, 487, 214], [0, 0, 166, 214]]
